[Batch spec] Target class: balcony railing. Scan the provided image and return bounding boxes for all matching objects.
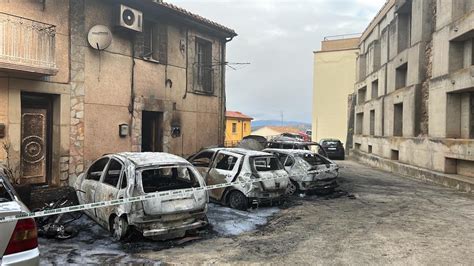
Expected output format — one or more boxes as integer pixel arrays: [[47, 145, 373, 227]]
[[0, 12, 57, 75]]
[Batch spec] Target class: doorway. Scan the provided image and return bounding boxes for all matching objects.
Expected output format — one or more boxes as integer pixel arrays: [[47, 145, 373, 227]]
[[21, 93, 53, 185], [141, 111, 163, 152]]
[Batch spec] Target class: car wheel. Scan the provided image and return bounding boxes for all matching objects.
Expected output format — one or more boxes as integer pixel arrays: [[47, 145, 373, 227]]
[[286, 181, 297, 196], [112, 216, 129, 241], [228, 191, 248, 210]]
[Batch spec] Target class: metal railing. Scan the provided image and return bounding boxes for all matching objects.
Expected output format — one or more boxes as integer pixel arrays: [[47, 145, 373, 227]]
[[0, 12, 56, 72]]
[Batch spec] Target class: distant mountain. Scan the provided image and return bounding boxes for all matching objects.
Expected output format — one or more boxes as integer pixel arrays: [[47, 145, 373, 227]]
[[251, 120, 311, 131]]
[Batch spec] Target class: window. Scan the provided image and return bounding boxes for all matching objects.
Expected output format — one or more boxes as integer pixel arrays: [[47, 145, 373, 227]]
[[470, 93, 474, 139], [120, 171, 128, 189], [215, 154, 238, 171], [243, 123, 247, 132], [195, 39, 213, 93], [370, 110, 375, 136], [394, 103, 403, 136], [232, 123, 237, 134], [190, 151, 215, 167], [371, 80, 379, 99], [276, 154, 294, 167], [86, 158, 109, 181], [251, 156, 282, 172], [368, 145, 373, 154], [141, 166, 200, 193], [0, 179, 13, 202], [395, 63, 408, 89], [397, 13, 411, 53], [103, 159, 122, 187], [391, 149, 399, 160], [298, 153, 327, 166], [358, 87, 367, 104], [356, 112, 364, 135], [142, 20, 167, 63]]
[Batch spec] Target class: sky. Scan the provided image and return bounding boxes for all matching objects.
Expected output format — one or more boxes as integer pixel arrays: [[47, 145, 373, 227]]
[[171, 0, 387, 123]]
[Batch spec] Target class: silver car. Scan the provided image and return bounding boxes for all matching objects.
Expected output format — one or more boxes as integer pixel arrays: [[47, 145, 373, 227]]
[[74, 152, 208, 241], [0, 173, 39, 266], [263, 149, 339, 194], [188, 148, 290, 210]]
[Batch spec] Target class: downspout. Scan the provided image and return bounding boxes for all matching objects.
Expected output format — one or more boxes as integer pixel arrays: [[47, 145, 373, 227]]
[[182, 28, 189, 99], [219, 35, 235, 145]]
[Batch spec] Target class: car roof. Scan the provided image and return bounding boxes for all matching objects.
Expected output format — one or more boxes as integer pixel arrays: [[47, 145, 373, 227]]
[[202, 147, 272, 157], [264, 148, 314, 155], [320, 139, 341, 142], [115, 152, 190, 167]]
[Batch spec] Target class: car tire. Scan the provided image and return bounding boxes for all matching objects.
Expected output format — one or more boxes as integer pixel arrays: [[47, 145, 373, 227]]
[[286, 181, 298, 196], [112, 216, 129, 241], [228, 191, 248, 210]]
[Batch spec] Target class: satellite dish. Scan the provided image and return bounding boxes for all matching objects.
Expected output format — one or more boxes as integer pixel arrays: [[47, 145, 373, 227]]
[[87, 25, 112, 50]]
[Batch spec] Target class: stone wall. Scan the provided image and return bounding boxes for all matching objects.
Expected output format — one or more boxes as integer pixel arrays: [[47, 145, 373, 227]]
[[68, 0, 86, 186]]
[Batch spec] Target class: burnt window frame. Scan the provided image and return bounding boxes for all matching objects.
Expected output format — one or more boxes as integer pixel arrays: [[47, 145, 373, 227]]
[[140, 19, 168, 63], [86, 157, 110, 181], [102, 158, 124, 188], [195, 37, 213, 94]]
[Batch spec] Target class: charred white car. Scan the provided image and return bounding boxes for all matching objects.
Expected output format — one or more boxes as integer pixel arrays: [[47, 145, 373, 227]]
[[74, 152, 208, 241], [188, 148, 290, 210], [263, 149, 339, 194]]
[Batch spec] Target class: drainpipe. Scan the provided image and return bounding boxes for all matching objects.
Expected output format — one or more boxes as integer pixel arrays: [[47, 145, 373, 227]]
[[219, 36, 235, 145]]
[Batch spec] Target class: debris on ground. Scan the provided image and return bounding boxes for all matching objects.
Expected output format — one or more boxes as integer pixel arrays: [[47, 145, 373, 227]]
[[207, 203, 280, 236]]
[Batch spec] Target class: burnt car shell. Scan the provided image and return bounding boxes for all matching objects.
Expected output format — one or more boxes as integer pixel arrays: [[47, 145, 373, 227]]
[[74, 152, 208, 241], [188, 148, 290, 210], [264, 149, 339, 193]]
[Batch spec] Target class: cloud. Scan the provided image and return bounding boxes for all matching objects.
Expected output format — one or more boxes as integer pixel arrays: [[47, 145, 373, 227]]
[[170, 0, 386, 122]]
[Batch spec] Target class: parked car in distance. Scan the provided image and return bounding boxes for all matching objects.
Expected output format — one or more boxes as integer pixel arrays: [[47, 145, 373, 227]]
[[74, 152, 208, 241], [319, 139, 345, 160], [188, 148, 290, 210], [0, 172, 39, 266], [264, 149, 339, 194], [266, 137, 329, 157]]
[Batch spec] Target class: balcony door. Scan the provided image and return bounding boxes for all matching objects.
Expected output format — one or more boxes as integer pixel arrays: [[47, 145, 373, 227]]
[[20, 93, 52, 185]]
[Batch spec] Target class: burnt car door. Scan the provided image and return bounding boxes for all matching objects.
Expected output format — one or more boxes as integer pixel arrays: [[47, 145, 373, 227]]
[[206, 151, 244, 201], [94, 158, 124, 224], [188, 150, 215, 177], [79, 157, 109, 218]]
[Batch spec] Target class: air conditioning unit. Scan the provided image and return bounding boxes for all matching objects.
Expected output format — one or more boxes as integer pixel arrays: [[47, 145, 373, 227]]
[[117, 4, 142, 32]]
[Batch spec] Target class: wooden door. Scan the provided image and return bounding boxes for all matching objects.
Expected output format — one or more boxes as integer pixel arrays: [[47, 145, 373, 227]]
[[21, 103, 50, 184]]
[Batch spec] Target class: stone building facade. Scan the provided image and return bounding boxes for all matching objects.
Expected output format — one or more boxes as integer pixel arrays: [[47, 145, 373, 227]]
[[350, 0, 474, 192], [0, 0, 235, 187]]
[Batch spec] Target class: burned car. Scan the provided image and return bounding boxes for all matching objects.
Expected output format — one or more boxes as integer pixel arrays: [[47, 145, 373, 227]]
[[188, 148, 290, 210], [74, 152, 208, 241], [263, 149, 339, 194]]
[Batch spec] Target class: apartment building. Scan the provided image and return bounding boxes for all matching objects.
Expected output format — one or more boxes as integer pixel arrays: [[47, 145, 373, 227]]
[[0, 0, 236, 187], [350, 0, 474, 192], [312, 35, 359, 145]]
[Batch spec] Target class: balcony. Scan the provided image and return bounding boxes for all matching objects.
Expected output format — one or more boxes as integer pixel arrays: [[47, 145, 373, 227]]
[[0, 12, 57, 76]]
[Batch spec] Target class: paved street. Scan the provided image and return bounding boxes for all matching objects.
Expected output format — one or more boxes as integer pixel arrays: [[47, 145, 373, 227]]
[[40, 160, 474, 265]]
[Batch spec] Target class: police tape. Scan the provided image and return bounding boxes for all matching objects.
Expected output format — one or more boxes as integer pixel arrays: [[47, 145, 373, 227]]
[[0, 166, 338, 223]]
